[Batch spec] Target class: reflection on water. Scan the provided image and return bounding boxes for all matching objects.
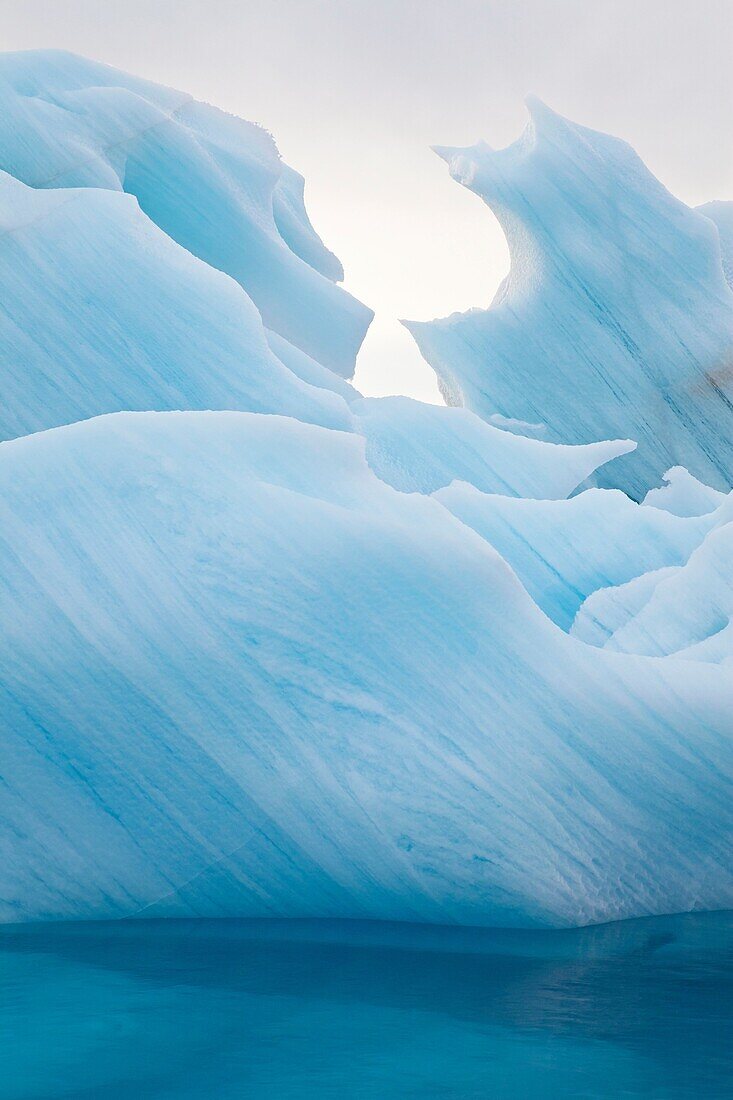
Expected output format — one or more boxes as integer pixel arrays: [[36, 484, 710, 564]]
[[1, 911, 731, 1098]]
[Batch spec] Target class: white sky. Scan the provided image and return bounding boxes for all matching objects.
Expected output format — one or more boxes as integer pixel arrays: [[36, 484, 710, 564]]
[[2, 0, 732, 402]]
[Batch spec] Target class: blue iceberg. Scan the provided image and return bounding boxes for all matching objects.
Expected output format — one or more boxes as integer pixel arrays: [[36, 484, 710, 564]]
[[0, 52, 731, 932]]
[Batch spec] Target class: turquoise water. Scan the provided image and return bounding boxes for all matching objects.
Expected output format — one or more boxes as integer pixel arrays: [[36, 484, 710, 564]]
[[1, 912, 731, 1098]]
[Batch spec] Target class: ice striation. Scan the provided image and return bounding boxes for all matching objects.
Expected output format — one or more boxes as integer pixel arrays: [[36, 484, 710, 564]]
[[0, 52, 731, 930], [0, 170, 354, 439], [433, 485, 715, 631], [0, 413, 731, 927], [0, 49, 373, 375], [352, 396, 634, 498], [406, 98, 733, 498], [573, 494, 733, 663]]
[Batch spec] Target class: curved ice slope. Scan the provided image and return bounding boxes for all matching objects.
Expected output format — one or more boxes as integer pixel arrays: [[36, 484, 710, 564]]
[[1, 412, 731, 927], [433, 485, 713, 631], [571, 566, 680, 650], [353, 397, 634, 497], [574, 502, 733, 662], [406, 99, 733, 497], [604, 522, 733, 661], [0, 171, 352, 439], [0, 49, 372, 375], [272, 163, 344, 282]]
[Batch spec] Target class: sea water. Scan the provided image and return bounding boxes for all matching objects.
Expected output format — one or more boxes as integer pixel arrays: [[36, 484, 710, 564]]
[[1, 911, 731, 1098]]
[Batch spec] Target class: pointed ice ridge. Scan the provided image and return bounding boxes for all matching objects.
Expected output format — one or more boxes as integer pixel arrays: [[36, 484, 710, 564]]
[[409, 101, 733, 497], [353, 396, 634, 498]]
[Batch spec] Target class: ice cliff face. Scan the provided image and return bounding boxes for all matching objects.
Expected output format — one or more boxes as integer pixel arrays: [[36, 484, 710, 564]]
[[1, 413, 731, 927], [406, 99, 733, 498], [0, 51, 731, 928]]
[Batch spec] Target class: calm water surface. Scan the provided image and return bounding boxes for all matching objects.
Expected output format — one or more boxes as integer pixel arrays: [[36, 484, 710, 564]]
[[1, 911, 731, 1098]]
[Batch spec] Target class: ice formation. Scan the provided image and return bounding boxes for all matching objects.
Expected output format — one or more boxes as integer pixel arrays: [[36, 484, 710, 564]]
[[0, 51, 731, 929], [1, 413, 731, 927], [434, 485, 715, 630], [352, 396, 634, 497], [406, 99, 733, 498], [642, 466, 727, 518], [0, 170, 353, 439], [573, 496, 733, 663], [0, 49, 372, 375]]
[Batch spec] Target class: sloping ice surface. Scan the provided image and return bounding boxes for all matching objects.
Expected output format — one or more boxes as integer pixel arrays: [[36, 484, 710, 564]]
[[405, 98, 733, 498], [0, 413, 731, 927], [0, 51, 731, 930]]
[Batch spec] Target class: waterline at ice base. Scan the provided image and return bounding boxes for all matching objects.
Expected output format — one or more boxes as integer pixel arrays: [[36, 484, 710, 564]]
[[0, 52, 732, 935]]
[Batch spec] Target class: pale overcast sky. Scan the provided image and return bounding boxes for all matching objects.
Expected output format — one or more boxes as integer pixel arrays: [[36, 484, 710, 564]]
[[3, 0, 732, 401]]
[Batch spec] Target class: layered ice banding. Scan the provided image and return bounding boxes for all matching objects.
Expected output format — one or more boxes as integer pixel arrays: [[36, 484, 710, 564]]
[[0, 49, 372, 376], [2, 412, 731, 927], [0, 171, 355, 438], [0, 51, 731, 927], [406, 98, 733, 498]]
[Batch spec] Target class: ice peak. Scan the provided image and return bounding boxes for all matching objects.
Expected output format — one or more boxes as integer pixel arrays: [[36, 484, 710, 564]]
[[523, 93, 564, 134], [409, 104, 733, 496]]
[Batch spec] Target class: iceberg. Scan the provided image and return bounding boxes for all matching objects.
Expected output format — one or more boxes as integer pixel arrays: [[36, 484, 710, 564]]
[[0, 52, 731, 933], [0, 412, 731, 927], [406, 99, 733, 497]]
